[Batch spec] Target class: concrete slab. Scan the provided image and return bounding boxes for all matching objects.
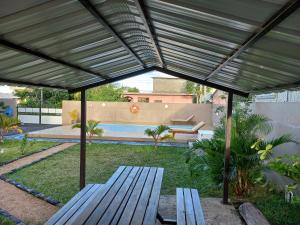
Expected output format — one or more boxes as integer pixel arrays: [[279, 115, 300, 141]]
[[28, 125, 200, 143], [158, 195, 244, 225]]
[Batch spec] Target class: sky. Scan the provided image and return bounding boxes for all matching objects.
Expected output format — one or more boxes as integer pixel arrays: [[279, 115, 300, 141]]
[[0, 70, 175, 93], [116, 70, 174, 92]]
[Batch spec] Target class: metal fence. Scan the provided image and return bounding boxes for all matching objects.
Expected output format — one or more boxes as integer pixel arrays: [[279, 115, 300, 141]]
[[254, 91, 300, 103]]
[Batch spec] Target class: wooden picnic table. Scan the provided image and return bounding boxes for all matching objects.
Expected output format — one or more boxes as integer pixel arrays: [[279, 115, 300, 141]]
[[46, 166, 164, 225]]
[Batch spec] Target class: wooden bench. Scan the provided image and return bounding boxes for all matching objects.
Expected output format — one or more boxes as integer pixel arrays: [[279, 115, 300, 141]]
[[46, 184, 103, 225], [176, 188, 205, 225], [46, 166, 164, 225]]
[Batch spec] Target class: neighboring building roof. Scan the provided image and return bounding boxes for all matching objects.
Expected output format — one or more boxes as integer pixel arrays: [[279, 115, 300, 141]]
[[124, 92, 193, 96], [0, 1, 299, 96]]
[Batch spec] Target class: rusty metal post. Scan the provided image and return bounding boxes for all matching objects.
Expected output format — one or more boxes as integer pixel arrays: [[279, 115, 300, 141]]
[[223, 92, 233, 204], [80, 90, 86, 190]]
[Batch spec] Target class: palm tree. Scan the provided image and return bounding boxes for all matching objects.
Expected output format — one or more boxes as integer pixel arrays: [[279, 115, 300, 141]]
[[187, 106, 293, 196], [72, 120, 103, 142], [0, 115, 22, 143], [144, 125, 174, 149]]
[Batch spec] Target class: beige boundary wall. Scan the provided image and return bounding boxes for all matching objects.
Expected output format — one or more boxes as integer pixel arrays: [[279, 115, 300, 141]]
[[253, 102, 300, 189], [62, 100, 213, 127]]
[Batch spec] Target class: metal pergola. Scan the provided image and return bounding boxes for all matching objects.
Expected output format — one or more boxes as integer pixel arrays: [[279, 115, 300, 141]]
[[0, 0, 299, 204]]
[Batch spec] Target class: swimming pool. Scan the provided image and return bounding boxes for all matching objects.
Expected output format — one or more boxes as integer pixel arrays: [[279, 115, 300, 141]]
[[96, 123, 193, 133]]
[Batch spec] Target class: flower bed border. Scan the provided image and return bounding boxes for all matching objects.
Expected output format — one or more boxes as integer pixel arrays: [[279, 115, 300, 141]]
[[0, 208, 26, 225], [0, 175, 62, 206]]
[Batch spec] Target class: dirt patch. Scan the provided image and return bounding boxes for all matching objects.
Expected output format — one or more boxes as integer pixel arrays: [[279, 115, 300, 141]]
[[0, 180, 58, 225], [0, 142, 76, 224], [158, 195, 244, 225]]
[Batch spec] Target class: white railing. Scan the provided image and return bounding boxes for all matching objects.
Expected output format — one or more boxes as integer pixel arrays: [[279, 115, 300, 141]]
[[17, 107, 62, 124]]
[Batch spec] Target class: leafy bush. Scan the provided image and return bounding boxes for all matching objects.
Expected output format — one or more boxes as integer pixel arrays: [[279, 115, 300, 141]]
[[0, 115, 22, 143], [187, 104, 293, 196]]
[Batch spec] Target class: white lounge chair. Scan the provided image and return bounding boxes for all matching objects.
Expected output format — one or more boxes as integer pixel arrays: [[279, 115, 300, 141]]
[[171, 115, 194, 123], [169, 121, 206, 137]]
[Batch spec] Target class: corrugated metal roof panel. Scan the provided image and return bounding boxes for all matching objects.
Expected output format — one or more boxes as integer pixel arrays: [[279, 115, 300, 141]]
[[0, 0, 299, 94]]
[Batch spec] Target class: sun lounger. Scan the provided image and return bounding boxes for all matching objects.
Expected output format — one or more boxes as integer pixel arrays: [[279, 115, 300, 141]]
[[169, 121, 205, 137], [171, 115, 194, 123]]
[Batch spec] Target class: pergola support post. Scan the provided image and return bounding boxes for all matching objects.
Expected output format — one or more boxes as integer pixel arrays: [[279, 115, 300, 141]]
[[223, 92, 233, 204], [80, 90, 86, 190]]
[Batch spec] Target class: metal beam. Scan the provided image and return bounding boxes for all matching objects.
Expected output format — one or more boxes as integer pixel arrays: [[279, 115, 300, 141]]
[[69, 66, 249, 96], [79, 0, 145, 68], [80, 89, 87, 190], [134, 0, 164, 67], [0, 38, 108, 79], [223, 92, 233, 204], [68, 67, 155, 93], [155, 67, 249, 97], [0, 76, 67, 90], [205, 0, 300, 81]]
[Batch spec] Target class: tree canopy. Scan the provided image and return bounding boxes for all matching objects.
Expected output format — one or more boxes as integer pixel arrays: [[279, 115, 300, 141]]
[[15, 88, 72, 108], [185, 81, 214, 103], [84, 84, 129, 102]]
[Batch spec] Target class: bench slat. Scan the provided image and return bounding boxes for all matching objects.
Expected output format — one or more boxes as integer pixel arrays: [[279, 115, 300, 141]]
[[177, 188, 186, 225], [177, 188, 205, 225], [131, 167, 157, 225], [191, 189, 205, 225], [55, 184, 102, 225], [99, 167, 143, 225], [184, 188, 196, 225], [143, 168, 164, 225], [86, 167, 141, 225], [65, 166, 127, 225], [85, 166, 134, 225], [118, 167, 151, 225], [46, 184, 99, 225]]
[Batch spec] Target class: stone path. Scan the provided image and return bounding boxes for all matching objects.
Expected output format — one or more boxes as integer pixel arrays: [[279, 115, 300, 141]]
[[0, 143, 76, 175], [0, 143, 76, 225]]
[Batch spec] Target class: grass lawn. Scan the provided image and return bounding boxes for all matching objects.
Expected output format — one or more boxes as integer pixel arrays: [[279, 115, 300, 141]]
[[0, 140, 59, 165], [4, 143, 299, 225], [0, 216, 14, 225], [251, 191, 300, 225], [7, 143, 221, 203]]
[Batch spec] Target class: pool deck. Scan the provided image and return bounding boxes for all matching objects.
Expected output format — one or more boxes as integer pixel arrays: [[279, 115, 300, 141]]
[[27, 125, 210, 143]]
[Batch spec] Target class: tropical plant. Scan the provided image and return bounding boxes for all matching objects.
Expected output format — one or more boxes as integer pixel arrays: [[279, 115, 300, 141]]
[[0, 115, 22, 143], [144, 125, 174, 149], [68, 109, 79, 124], [72, 120, 103, 142], [261, 151, 300, 203], [187, 104, 293, 196], [19, 133, 28, 155]]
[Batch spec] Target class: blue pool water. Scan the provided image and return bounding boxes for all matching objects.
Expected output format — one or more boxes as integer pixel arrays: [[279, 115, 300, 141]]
[[96, 123, 193, 133]]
